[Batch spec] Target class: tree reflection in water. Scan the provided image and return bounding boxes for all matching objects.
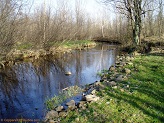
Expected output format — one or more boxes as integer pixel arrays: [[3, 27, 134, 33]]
[[0, 43, 116, 119]]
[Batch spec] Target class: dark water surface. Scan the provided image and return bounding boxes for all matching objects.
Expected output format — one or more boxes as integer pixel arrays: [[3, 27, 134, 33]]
[[0, 44, 116, 120]]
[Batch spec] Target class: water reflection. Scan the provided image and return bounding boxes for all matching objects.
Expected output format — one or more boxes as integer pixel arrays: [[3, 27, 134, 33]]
[[0, 44, 116, 119]]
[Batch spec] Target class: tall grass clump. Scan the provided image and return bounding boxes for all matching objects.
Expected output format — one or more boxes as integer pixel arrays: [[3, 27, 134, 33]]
[[45, 86, 83, 110]]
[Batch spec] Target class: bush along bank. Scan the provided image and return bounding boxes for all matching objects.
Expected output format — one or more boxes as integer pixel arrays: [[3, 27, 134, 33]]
[[44, 52, 164, 123]]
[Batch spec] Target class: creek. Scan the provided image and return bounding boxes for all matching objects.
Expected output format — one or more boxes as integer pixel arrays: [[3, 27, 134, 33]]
[[0, 43, 116, 120]]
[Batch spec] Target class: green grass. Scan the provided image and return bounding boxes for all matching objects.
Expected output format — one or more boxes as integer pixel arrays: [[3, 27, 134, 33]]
[[60, 54, 164, 123], [59, 40, 95, 49], [46, 86, 83, 110], [15, 42, 33, 50], [15, 40, 95, 51], [47, 40, 94, 48], [97, 69, 109, 77]]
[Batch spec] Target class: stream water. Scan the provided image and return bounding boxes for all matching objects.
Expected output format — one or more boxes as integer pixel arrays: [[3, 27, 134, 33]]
[[0, 43, 116, 120]]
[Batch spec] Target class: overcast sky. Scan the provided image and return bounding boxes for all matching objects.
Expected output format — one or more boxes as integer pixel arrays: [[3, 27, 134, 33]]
[[26, 0, 112, 19]]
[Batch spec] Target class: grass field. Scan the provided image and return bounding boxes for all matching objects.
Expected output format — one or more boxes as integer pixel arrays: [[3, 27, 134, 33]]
[[60, 54, 164, 123]]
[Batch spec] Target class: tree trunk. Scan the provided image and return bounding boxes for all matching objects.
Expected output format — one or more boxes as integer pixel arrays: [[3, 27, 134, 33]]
[[133, 23, 140, 45], [133, 0, 142, 46]]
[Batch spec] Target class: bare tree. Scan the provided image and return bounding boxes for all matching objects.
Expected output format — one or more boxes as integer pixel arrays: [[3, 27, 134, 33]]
[[157, 0, 163, 37], [101, 0, 161, 46], [0, 0, 23, 52], [0, 0, 117, 53]]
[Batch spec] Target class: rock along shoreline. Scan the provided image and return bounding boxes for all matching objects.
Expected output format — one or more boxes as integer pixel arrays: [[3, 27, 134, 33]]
[[44, 52, 137, 123]]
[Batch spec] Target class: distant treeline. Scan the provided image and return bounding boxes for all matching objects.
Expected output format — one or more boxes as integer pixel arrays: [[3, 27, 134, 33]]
[[0, 0, 163, 52]]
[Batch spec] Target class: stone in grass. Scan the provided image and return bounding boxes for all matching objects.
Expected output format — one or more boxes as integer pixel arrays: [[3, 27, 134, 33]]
[[123, 68, 131, 74], [126, 56, 130, 61], [112, 86, 118, 89], [115, 75, 124, 82], [85, 95, 100, 102], [120, 88, 124, 92], [126, 56, 134, 62], [109, 81, 117, 86], [45, 110, 59, 120], [75, 118, 80, 122]]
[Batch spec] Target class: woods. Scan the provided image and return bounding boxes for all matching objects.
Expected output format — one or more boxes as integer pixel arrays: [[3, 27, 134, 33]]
[[103, 0, 164, 45], [0, 0, 163, 53]]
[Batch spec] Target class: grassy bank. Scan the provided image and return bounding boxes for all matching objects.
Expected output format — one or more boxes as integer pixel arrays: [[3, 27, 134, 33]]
[[14, 40, 96, 51], [0, 40, 96, 62], [49, 40, 96, 53], [54, 40, 96, 49], [59, 54, 164, 123], [143, 36, 164, 44]]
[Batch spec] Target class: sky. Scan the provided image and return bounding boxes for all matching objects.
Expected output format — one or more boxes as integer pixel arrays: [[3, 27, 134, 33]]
[[26, 0, 113, 19]]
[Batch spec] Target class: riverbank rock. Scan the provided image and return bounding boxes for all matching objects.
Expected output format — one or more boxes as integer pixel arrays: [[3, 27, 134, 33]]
[[45, 110, 59, 120], [109, 76, 115, 81], [126, 56, 131, 61], [68, 105, 77, 110], [121, 62, 127, 66], [66, 100, 76, 110], [109, 65, 115, 71], [115, 61, 120, 65], [104, 81, 117, 87], [91, 89, 96, 95], [48, 120, 56, 123], [94, 81, 105, 90], [66, 100, 75, 106], [56, 106, 64, 112], [85, 94, 100, 102]]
